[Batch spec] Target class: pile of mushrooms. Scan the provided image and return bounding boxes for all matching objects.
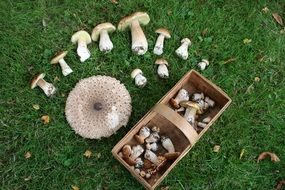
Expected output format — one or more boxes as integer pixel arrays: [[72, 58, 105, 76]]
[[119, 126, 180, 179], [170, 88, 215, 132]]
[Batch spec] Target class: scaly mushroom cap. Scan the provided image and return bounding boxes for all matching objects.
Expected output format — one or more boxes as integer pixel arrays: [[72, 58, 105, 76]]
[[118, 12, 150, 31], [92, 22, 116, 41], [155, 28, 171, 39], [180, 101, 202, 114], [65, 76, 132, 139], [71, 30, 92, 44], [131, 69, 143, 79], [181, 38, 191, 45], [50, 51, 68, 64], [31, 73, 45, 89], [155, 58, 168, 66]]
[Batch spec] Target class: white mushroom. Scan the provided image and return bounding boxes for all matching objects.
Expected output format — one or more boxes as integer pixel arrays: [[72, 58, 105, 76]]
[[155, 58, 169, 78], [134, 126, 150, 144], [153, 28, 171, 55], [145, 132, 160, 143], [151, 126, 160, 133], [198, 59, 209, 70], [175, 38, 191, 60], [130, 145, 144, 160], [192, 92, 204, 102], [131, 69, 147, 88], [161, 136, 175, 153], [205, 96, 215, 107], [50, 51, 73, 76], [170, 89, 189, 109], [197, 122, 207, 128], [174, 107, 185, 112], [92, 22, 116, 53], [180, 101, 203, 126], [31, 73, 56, 97], [118, 12, 150, 55], [144, 150, 158, 165], [135, 157, 144, 168], [146, 143, 158, 152], [71, 30, 92, 62], [202, 116, 212, 123]]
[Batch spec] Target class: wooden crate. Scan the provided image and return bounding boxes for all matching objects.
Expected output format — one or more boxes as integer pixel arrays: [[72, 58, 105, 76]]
[[112, 70, 232, 189]]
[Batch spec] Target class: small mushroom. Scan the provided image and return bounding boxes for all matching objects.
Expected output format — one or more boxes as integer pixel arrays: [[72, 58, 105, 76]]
[[164, 152, 181, 160], [145, 132, 160, 143], [134, 126, 150, 144], [118, 12, 150, 55], [134, 168, 140, 174], [144, 150, 158, 165], [71, 30, 92, 62], [180, 101, 203, 126], [161, 136, 175, 153], [202, 116, 212, 123], [146, 143, 158, 152], [122, 144, 132, 157], [131, 69, 147, 88], [175, 38, 191, 60], [31, 73, 56, 97], [197, 122, 207, 128], [198, 59, 209, 70], [140, 170, 146, 178], [155, 58, 169, 78], [145, 173, 151, 179], [130, 145, 144, 160], [153, 28, 171, 55], [92, 22, 116, 53], [205, 96, 215, 107], [151, 126, 160, 133], [192, 92, 204, 102], [50, 51, 73, 76], [135, 157, 144, 168], [170, 89, 189, 109]]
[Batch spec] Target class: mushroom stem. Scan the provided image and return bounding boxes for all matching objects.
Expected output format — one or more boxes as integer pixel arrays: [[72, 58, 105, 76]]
[[157, 64, 169, 78], [99, 30, 114, 53], [184, 107, 197, 126], [58, 58, 73, 76], [77, 38, 91, 62], [37, 79, 56, 97], [134, 73, 147, 88], [153, 34, 165, 55], [175, 41, 190, 60], [130, 20, 148, 55]]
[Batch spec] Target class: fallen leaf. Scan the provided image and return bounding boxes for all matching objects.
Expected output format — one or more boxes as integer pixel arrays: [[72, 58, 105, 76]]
[[222, 57, 237, 64], [272, 13, 284, 26], [240, 149, 245, 159], [24, 151, 32, 159], [257, 152, 280, 163], [54, 76, 60, 82], [24, 176, 32, 181], [161, 186, 170, 190], [167, 10, 172, 15], [245, 84, 254, 94], [83, 150, 92, 158], [201, 28, 208, 36], [262, 7, 269, 13], [110, 0, 118, 4], [213, 145, 220, 153], [71, 185, 80, 190], [32, 104, 40, 110], [243, 38, 252, 44], [97, 152, 102, 159], [254, 77, 261, 82], [275, 178, 285, 190], [41, 115, 50, 124]]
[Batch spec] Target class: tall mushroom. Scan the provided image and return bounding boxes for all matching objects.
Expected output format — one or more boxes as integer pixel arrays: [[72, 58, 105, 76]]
[[31, 73, 56, 97], [155, 58, 169, 78], [92, 23, 116, 53], [175, 38, 191, 60], [71, 30, 92, 62], [131, 69, 147, 88], [65, 76, 132, 139], [153, 28, 171, 55], [50, 51, 73, 76], [180, 101, 202, 126], [118, 12, 150, 55]]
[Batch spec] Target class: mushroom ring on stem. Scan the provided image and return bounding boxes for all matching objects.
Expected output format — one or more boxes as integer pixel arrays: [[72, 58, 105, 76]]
[[198, 59, 209, 70], [92, 23, 116, 53], [170, 88, 189, 109], [71, 30, 92, 62], [131, 69, 147, 88], [153, 28, 171, 55], [155, 58, 169, 78], [118, 12, 150, 55], [50, 51, 73, 76], [31, 73, 56, 97], [180, 101, 203, 126], [175, 38, 191, 60]]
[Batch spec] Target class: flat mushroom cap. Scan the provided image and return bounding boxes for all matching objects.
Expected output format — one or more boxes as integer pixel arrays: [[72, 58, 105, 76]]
[[155, 58, 168, 66], [31, 73, 45, 89], [65, 76, 132, 139], [91, 22, 116, 41], [180, 101, 202, 114], [131, 69, 143, 79], [155, 28, 171, 39], [50, 51, 68, 64], [71, 30, 92, 44], [202, 59, 209, 65], [181, 38, 191, 45], [118, 12, 150, 31]]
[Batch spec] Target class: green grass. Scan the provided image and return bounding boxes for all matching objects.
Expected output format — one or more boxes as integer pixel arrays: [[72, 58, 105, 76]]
[[1, 0, 285, 189]]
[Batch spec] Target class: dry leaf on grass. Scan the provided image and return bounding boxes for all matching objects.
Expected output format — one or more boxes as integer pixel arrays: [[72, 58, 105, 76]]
[[41, 115, 50, 124], [240, 149, 245, 159], [257, 152, 280, 163], [32, 104, 40, 110], [161, 186, 170, 190], [24, 176, 32, 181], [254, 77, 261, 82], [213, 145, 220, 153], [71, 185, 80, 190], [24, 151, 32, 159], [243, 38, 252, 44], [83, 150, 92, 158], [275, 178, 285, 190], [262, 7, 269, 13], [222, 57, 237, 64], [54, 76, 60, 82], [111, 0, 118, 4], [272, 13, 284, 26]]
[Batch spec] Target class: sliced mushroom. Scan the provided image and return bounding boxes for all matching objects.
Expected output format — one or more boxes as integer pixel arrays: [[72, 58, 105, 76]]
[[134, 126, 150, 144], [131, 69, 147, 88], [198, 59, 209, 70], [155, 58, 169, 78], [50, 51, 73, 76], [31, 73, 56, 97], [71, 30, 92, 62], [153, 28, 171, 55], [175, 38, 191, 60], [180, 101, 203, 126], [161, 136, 175, 153], [170, 89, 189, 109], [92, 22, 116, 53]]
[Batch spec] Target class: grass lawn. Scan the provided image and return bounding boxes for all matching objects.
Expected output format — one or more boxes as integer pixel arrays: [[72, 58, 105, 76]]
[[1, 0, 285, 189]]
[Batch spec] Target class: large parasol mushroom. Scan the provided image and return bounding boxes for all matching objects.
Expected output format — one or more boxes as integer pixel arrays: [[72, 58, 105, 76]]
[[65, 76, 132, 139]]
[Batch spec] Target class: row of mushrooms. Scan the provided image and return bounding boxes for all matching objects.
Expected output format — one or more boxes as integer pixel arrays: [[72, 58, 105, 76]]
[[119, 126, 180, 179]]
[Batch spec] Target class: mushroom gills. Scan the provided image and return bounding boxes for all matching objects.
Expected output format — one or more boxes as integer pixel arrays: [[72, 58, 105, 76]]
[[99, 30, 114, 53]]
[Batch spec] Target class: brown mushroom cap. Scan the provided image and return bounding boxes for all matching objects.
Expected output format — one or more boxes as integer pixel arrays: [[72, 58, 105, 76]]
[[71, 30, 92, 44], [118, 12, 150, 31], [180, 101, 202, 114], [131, 69, 143, 79], [155, 28, 171, 39], [31, 73, 45, 89], [91, 22, 116, 41], [50, 51, 68, 64], [155, 58, 168, 66], [65, 76, 132, 139]]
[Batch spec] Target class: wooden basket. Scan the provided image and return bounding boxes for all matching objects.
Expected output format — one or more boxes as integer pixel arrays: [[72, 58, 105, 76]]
[[112, 70, 232, 190]]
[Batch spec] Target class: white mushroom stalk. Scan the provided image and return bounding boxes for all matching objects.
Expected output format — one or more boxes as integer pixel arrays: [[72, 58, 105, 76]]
[[31, 73, 56, 97], [92, 23, 116, 53], [205, 96, 215, 107], [161, 136, 175, 153], [180, 101, 202, 126], [71, 30, 92, 62], [144, 150, 158, 165], [155, 58, 169, 78], [131, 69, 147, 88], [50, 51, 73, 76], [175, 38, 191, 60], [153, 28, 171, 55], [130, 145, 144, 160], [170, 89, 189, 109], [198, 59, 209, 70], [99, 30, 113, 52]]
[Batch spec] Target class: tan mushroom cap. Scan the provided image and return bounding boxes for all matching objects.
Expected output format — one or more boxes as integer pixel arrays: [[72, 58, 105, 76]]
[[180, 101, 202, 114], [91, 22, 116, 41], [50, 51, 68, 64], [65, 76, 132, 139], [155, 28, 171, 39], [31, 73, 45, 89], [118, 12, 150, 31], [131, 69, 143, 79], [155, 58, 168, 66], [71, 30, 92, 44]]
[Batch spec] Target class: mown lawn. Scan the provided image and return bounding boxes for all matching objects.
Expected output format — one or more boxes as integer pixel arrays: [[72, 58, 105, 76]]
[[1, 0, 285, 189]]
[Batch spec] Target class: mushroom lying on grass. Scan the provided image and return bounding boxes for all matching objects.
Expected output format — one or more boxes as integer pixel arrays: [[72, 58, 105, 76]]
[[131, 69, 147, 88], [175, 38, 191, 60], [155, 58, 169, 78], [92, 22, 116, 53], [71, 30, 92, 62], [31, 73, 56, 97], [50, 51, 73, 76], [198, 59, 209, 70], [153, 28, 171, 55]]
